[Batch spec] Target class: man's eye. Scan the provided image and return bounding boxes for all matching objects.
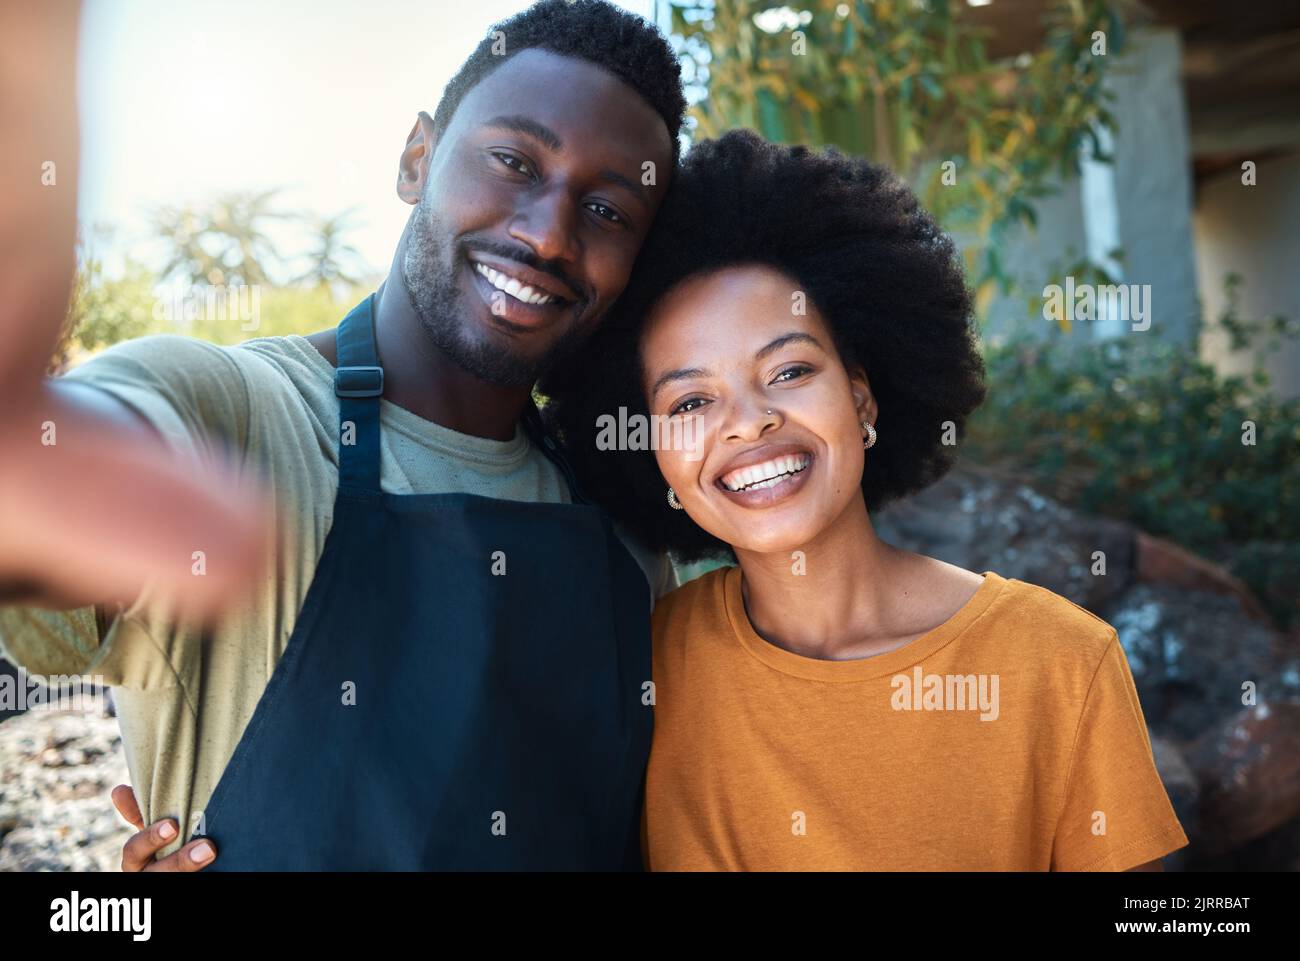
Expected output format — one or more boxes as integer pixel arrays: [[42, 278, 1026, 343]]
[[584, 201, 623, 224], [493, 152, 534, 178], [670, 397, 708, 416], [773, 364, 813, 383]]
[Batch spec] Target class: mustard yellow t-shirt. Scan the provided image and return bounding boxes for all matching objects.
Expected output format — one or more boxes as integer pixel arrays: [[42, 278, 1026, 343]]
[[644, 566, 1188, 871]]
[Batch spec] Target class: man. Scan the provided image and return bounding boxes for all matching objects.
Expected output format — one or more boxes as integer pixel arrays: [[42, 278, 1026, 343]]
[[0, 0, 683, 869]]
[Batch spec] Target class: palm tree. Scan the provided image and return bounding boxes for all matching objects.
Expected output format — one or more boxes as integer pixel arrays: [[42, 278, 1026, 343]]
[[152, 188, 286, 287], [151, 204, 224, 286], [297, 208, 365, 293], [203, 188, 285, 286]]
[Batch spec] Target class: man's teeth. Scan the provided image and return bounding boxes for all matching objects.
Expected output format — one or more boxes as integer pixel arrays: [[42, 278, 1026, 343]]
[[720, 455, 811, 492], [474, 262, 558, 306]]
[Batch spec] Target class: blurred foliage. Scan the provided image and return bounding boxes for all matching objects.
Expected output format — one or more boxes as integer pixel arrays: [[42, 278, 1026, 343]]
[[1210, 272, 1297, 378], [151, 189, 288, 288], [49, 231, 160, 374], [1029, 247, 1124, 333], [669, 0, 1124, 313], [296, 208, 366, 292], [1227, 541, 1300, 633], [53, 205, 376, 371], [186, 282, 373, 346], [965, 276, 1300, 624]]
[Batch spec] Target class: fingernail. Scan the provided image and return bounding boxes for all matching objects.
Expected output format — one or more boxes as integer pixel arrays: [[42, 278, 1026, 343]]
[[191, 842, 215, 863], [158, 821, 176, 840]]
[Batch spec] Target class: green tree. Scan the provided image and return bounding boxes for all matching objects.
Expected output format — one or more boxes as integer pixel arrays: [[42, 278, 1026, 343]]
[[51, 229, 162, 373], [150, 204, 222, 287], [297, 209, 365, 294], [186, 282, 373, 346], [152, 188, 286, 287], [668, 0, 1124, 316]]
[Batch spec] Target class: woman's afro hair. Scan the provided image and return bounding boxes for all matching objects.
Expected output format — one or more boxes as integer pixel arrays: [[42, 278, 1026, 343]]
[[539, 128, 987, 564]]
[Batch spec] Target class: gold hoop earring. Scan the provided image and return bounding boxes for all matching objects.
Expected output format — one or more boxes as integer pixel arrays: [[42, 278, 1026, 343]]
[[667, 487, 684, 510], [862, 420, 877, 450]]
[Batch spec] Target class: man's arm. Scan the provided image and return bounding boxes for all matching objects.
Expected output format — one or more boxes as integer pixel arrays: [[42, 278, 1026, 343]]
[[1, 378, 184, 610], [0, 0, 265, 616], [0, 0, 80, 399], [0, 378, 266, 613]]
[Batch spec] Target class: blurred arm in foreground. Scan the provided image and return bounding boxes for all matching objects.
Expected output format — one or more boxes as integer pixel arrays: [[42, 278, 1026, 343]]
[[0, 0, 266, 616]]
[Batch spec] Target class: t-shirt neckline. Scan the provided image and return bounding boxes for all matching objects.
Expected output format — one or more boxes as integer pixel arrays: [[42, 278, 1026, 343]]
[[721, 566, 1008, 681], [283, 334, 532, 464]]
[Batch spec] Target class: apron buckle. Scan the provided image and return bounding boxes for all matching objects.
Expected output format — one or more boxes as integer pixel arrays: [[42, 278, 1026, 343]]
[[335, 365, 385, 398]]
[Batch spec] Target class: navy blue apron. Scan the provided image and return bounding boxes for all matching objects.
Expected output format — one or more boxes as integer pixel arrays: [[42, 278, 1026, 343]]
[[192, 295, 653, 870]]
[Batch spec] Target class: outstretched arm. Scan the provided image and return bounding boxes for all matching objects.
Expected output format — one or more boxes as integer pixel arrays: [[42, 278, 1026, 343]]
[[0, 0, 265, 615]]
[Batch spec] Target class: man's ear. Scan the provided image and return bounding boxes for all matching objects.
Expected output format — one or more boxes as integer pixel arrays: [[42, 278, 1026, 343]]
[[397, 111, 438, 206], [849, 364, 878, 426]]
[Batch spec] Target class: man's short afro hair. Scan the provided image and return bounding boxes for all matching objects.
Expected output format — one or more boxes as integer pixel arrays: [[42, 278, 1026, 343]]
[[539, 129, 988, 564], [432, 0, 685, 169]]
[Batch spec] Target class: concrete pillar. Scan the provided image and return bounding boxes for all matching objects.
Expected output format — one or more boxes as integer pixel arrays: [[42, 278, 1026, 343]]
[[1103, 27, 1201, 344]]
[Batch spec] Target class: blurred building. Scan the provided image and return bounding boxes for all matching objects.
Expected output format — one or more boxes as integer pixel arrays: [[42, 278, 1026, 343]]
[[976, 0, 1300, 398]]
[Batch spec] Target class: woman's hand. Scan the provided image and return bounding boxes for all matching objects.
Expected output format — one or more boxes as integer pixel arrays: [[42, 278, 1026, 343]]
[[112, 784, 217, 872]]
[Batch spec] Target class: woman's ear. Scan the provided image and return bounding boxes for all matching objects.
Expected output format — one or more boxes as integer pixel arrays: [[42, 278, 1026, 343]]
[[849, 364, 878, 425], [396, 111, 438, 206]]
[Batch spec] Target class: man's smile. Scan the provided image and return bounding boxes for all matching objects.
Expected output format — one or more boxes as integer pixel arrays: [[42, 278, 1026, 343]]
[[464, 253, 578, 333]]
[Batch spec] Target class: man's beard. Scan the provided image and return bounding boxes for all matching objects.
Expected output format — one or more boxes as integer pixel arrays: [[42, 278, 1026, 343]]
[[402, 197, 590, 389]]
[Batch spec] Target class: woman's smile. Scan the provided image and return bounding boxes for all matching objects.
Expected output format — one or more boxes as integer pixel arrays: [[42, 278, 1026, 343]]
[[711, 444, 816, 509]]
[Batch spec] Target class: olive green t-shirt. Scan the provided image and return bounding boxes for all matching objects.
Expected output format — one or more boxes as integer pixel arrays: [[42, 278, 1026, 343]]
[[0, 333, 676, 858]]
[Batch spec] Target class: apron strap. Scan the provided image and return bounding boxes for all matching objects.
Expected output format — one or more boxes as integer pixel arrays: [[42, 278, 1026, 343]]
[[332, 292, 591, 505], [521, 399, 592, 506], [334, 294, 384, 494]]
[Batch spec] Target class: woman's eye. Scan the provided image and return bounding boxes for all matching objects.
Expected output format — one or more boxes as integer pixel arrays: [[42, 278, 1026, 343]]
[[773, 364, 813, 383], [584, 201, 623, 224], [670, 397, 708, 416], [493, 152, 534, 178]]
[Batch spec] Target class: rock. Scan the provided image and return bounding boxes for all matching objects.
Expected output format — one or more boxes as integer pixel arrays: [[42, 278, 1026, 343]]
[[1150, 737, 1197, 871], [1151, 737, 1198, 825], [1222, 540, 1300, 633], [1136, 532, 1271, 623], [1182, 703, 1300, 856], [1102, 583, 1300, 741], [1183, 811, 1300, 872], [0, 708, 133, 872], [873, 463, 1135, 612]]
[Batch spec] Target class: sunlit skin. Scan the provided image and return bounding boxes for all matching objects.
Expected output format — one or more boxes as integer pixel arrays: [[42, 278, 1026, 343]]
[[639, 262, 1165, 871], [308, 48, 674, 440], [0, 0, 270, 616]]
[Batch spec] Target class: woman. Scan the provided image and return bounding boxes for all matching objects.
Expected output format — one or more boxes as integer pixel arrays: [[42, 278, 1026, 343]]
[[540, 130, 1188, 871]]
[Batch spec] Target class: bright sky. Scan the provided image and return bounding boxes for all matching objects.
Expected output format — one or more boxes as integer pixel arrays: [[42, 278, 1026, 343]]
[[76, 0, 658, 280]]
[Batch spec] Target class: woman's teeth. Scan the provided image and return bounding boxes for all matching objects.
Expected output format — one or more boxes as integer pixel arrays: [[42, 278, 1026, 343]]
[[474, 262, 558, 306], [720, 454, 811, 492]]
